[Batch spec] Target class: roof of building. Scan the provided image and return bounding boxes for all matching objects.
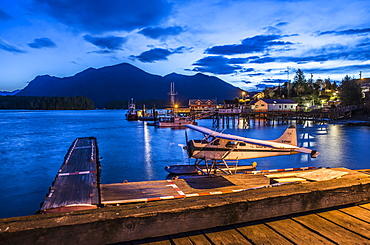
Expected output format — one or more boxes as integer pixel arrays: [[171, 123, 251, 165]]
[[189, 99, 217, 104], [259, 99, 297, 104]]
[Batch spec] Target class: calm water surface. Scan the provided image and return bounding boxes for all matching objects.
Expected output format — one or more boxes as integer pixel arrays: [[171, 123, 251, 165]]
[[1, 110, 369, 219]]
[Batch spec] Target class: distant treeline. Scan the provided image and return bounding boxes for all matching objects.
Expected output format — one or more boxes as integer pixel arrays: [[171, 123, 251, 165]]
[[0, 96, 95, 110], [105, 99, 169, 109]]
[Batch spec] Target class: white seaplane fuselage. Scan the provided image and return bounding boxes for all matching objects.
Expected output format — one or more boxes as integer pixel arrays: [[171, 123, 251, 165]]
[[187, 138, 298, 160], [185, 125, 319, 161]]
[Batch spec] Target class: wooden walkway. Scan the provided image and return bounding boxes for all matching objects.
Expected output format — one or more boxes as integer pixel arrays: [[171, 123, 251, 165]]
[[39, 137, 100, 213], [101, 167, 360, 206], [121, 203, 370, 244], [101, 174, 272, 205]]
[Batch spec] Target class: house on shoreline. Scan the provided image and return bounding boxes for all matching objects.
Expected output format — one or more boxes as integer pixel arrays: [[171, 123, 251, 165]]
[[253, 99, 298, 112], [188, 99, 218, 111]]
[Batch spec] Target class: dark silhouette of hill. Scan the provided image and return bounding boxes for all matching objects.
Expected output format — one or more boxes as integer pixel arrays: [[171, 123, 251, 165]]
[[17, 63, 242, 108]]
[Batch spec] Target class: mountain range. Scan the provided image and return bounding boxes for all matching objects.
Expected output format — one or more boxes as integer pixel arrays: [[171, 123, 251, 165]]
[[16, 63, 242, 108]]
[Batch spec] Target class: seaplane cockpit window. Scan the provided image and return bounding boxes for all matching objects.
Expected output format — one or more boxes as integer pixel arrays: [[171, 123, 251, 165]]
[[239, 143, 246, 146], [226, 141, 236, 147]]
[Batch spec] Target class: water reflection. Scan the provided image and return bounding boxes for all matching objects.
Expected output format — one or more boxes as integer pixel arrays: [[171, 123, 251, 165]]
[[143, 123, 154, 179]]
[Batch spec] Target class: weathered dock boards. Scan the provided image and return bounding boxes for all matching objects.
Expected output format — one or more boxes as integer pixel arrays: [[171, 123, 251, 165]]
[[100, 167, 358, 206], [39, 137, 100, 213], [124, 203, 370, 244], [100, 174, 271, 205]]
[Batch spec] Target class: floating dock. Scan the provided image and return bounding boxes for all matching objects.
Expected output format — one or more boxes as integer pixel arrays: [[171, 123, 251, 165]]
[[39, 137, 100, 214], [1, 139, 370, 245]]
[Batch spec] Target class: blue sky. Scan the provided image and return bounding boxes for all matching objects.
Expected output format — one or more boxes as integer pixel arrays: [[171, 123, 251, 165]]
[[1, 0, 370, 92]]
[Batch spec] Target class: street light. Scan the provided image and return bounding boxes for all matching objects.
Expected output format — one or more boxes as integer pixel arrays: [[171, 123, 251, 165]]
[[242, 91, 246, 100]]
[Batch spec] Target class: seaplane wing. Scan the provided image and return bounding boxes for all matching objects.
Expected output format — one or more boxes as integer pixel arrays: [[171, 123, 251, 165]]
[[186, 124, 319, 158]]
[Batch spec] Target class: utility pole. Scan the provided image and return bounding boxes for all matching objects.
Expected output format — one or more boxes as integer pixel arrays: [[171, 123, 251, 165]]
[[287, 66, 290, 97], [308, 73, 313, 87]]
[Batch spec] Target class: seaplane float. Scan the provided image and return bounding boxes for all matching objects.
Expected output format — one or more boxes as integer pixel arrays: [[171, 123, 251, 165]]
[[165, 124, 319, 175]]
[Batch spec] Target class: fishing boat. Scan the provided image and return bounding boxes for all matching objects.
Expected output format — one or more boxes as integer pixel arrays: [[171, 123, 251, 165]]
[[156, 82, 196, 128], [125, 98, 138, 121], [157, 115, 196, 128]]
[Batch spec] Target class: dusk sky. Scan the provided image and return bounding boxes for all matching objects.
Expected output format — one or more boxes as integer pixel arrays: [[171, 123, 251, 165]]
[[1, 0, 370, 92]]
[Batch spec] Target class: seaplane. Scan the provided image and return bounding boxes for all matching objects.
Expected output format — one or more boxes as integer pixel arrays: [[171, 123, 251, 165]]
[[165, 125, 319, 175]]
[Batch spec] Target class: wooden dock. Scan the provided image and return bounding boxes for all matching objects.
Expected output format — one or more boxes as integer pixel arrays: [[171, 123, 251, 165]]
[[211, 106, 358, 128], [39, 137, 100, 213], [2, 139, 370, 244], [124, 202, 370, 244]]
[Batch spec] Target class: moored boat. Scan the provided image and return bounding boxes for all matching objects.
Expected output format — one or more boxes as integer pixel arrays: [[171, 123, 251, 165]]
[[125, 99, 138, 121], [157, 116, 196, 128]]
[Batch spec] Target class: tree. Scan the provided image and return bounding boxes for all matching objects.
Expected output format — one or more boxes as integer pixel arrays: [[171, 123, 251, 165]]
[[339, 75, 363, 105], [292, 69, 308, 96], [263, 87, 275, 99]]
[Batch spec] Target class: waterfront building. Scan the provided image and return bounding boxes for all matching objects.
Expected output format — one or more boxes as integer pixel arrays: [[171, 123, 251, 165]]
[[253, 98, 298, 112], [188, 99, 218, 111]]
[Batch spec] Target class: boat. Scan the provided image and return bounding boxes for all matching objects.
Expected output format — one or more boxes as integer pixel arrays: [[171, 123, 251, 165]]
[[138, 105, 157, 121], [157, 115, 196, 128], [156, 82, 196, 128], [125, 98, 138, 121]]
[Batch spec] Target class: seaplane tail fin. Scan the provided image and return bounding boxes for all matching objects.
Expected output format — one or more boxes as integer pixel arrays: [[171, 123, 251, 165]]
[[272, 125, 297, 146]]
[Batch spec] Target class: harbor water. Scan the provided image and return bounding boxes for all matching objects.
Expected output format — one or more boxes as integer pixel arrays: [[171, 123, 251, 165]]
[[0, 109, 369, 219]]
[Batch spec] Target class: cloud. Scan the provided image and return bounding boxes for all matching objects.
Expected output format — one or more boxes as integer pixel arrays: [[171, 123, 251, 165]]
[[83, 35, 127, 50], [247, 73, 265, 77], [261, 79, 287, 84], [138, 26, 184, 39], [28, 37, 56, 49], [303, 64, 370, 75], [192, 56, 243, 75], [87, 50, 116, 54], [318, 28, 370, 36], [205, 35, 293, 55], [0, 38, 26, 53], [229, 57, 258, 64], [131, 46, 186, 63], [192, 56, 262, 75], [32, 0, 172, 33]]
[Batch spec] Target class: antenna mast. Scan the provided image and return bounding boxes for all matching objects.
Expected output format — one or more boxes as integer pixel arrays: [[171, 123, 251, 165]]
[[168, 82, 177, 108]]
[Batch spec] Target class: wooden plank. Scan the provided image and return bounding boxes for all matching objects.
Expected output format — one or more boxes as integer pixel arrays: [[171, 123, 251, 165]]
[[184, 231, 212, 245], [292, 213, 370, 244], [265, 218, 335, 244], [132, 236, 172, 245], [265, 172, 306, 178], [317, 209, 370, 238], [100, 181, 181, 203], [272, 177, 307, 183], [360, 203, 370, 210], [236, 222, 293, 245], [203, 226, 252, 245], [168, 233, 194, 245], [340, 205, 370, 223]]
